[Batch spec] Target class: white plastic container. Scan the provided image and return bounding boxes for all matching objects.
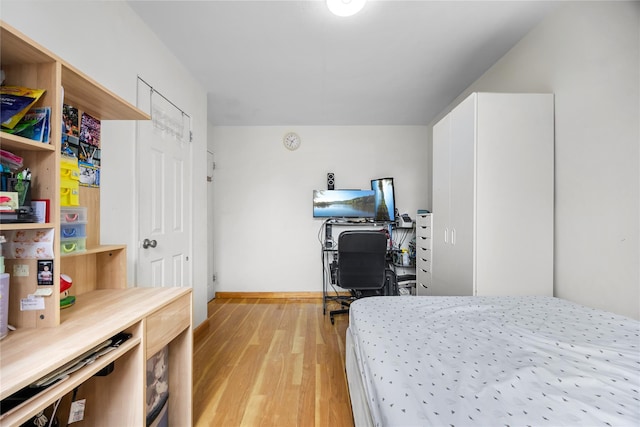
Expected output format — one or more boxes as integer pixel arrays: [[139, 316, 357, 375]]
[[61, 207, 88, 224], [402, 249, 410, 266], [0, 273, 9, 339]]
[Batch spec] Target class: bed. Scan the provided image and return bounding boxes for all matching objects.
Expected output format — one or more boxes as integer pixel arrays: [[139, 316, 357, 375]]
[[345, 296, 640, 426]]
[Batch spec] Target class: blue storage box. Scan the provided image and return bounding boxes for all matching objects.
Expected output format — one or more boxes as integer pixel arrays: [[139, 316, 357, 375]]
[[60, 223, 86, 239]]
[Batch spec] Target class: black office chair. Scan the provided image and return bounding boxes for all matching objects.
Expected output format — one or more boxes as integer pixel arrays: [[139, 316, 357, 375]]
[[329, 231, 397, 324]]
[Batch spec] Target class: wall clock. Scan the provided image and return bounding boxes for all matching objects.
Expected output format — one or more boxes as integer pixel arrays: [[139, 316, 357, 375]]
[[283, 132, 301, 151]]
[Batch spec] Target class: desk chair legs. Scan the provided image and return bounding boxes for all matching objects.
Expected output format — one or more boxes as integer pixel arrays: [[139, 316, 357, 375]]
[[330, 308, 348, 325], [329, 297, 352, 325], [329, 271, 398, 324], [384, 270, 397, 296]]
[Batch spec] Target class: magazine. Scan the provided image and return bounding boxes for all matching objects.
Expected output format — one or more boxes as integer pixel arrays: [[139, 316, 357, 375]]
[[63, 104, 79, 137], [0, 86, 46, 129], [1, 94, 34, 124], [80, 112, 101, 148], [1, 107, 51, 143]]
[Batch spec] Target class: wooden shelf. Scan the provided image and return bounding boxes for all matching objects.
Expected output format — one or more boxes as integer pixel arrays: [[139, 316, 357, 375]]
[[1, 337, 141, 426], [0, 20, 149, 123], [60, 244, 126, 258], [0, 133, 56, 152], [0, 222, 55, 231], [0, 21, 57, 65], [61, 65, 150, 121], [60, 245, 127, 295]]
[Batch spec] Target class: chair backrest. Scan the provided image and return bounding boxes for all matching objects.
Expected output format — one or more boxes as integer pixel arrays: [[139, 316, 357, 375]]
[[337, 231, 387, 290]]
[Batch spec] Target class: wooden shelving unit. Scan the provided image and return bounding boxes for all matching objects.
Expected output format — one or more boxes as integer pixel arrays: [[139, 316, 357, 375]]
[[0, 20, 150, 328], [0, 21, 191, 426]]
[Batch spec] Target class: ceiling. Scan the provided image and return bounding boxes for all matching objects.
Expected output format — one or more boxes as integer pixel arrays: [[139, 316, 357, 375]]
[[128, 0, 558, 126]]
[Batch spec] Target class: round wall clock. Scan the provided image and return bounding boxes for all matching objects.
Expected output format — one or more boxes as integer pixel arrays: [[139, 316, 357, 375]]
[[283, 132, 301, 151]]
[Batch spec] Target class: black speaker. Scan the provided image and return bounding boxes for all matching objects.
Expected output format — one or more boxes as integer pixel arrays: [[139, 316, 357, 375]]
[[327, 172, 335, 190]]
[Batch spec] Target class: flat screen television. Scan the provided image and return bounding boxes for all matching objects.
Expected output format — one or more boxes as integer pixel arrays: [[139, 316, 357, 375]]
[[313, 189, 375, 218], [371, 177, 395, 221]]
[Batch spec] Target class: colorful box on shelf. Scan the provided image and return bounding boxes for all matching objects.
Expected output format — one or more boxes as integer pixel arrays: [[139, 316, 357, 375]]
[[60, 222, 86, 239], [60, 178, 80, 206], [60, 236, 86, 255], [61, 206, 87, 223], [60, 155, 80, 181]]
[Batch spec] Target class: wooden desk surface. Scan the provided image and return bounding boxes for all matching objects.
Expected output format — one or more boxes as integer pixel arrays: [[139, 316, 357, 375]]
[[0, 287, 191, 400]]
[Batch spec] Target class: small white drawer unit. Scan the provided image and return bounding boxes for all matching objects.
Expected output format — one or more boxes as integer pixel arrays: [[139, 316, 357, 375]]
[[416, 212, 432, 296]]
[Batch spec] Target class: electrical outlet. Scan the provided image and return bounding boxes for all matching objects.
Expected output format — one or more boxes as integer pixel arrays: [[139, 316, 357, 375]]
[[13, 264, 29, 277]]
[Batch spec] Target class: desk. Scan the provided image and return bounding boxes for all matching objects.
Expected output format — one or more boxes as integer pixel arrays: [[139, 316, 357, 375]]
[[0, 288, 192, 426], [320, 220, 415, 314]]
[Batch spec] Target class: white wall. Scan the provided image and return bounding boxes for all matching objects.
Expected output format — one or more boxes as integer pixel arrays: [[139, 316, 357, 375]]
[[2, 1, 210, 326], [432, 2, 640, 319], [210, 126, 429, 293]]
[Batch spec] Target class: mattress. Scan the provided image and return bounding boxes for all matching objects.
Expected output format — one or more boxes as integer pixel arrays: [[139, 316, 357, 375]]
[[346, 296, 640, 427]]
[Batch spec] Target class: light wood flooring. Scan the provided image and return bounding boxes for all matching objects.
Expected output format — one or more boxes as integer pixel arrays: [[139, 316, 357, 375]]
[[193, 297, 355, 426]]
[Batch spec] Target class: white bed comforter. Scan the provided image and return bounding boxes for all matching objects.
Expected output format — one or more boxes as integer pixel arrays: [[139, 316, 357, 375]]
[[347, 296, 640, 427]]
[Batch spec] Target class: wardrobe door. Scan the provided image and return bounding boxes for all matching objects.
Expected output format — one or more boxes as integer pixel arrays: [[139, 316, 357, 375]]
[[431, 114, 452, 295], [448, 94, 476, 295], [474, 93, 554, 296]]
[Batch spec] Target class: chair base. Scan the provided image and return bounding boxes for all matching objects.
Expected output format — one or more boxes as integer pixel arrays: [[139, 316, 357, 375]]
[[328, 270, 398, 324], [329, 308, 349, 324], [329, 297, 352, 324]]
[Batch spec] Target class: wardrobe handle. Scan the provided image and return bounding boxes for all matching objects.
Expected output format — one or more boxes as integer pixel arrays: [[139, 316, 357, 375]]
[[451, 228, 456, 245], [444, 228, 448, 244]]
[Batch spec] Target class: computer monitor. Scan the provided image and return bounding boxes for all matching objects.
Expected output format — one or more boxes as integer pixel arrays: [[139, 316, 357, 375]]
[[371, 177, 395, 222], [313, 189, 375, 218]]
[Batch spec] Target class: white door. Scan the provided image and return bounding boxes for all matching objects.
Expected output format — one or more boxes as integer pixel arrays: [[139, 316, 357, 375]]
[[136, 81, 192, 288], [206, 151, 215, 301]]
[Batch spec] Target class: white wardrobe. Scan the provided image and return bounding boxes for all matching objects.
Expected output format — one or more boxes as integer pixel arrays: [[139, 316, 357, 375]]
[[431, 92, 554, 296]]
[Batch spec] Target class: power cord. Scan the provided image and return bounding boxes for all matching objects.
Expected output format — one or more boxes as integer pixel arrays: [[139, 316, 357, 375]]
[[47, 397, 62, 427]]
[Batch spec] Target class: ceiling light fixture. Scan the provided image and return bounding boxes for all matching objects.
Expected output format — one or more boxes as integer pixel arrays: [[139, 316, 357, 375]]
[[326, 0, 367, 17]]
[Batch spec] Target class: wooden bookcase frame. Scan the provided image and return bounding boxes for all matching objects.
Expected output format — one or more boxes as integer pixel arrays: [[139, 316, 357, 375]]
[[0, 21, 193, 426], [0, 20, 149, 328]]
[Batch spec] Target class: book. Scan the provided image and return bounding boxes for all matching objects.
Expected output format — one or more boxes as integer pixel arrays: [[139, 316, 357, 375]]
[[39, 106, 51, 143], [31, 199, 50, 223], [0, 191, 19, 211], [0, 86, 46, 129], [2, 107, 51, 142], [1, 94, 34, 124]]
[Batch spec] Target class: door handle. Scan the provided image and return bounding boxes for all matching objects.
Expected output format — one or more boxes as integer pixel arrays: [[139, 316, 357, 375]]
[[444, 228, 448, 244], [142, 238, 157, 249]]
